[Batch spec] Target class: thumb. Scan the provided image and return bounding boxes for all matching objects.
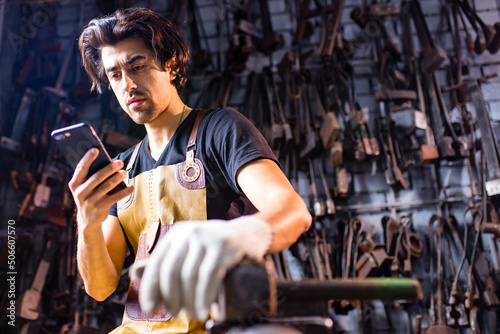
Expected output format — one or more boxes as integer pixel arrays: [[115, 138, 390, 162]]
[[130, 259, 148, 280]]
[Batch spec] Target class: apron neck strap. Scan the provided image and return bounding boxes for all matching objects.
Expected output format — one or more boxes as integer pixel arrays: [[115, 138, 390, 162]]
[[187, 109, 208, 151], [126, 140, 142, 172]]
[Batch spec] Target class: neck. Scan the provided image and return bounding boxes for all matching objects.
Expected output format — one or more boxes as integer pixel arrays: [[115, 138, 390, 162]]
[[146, 102, 191, 160]]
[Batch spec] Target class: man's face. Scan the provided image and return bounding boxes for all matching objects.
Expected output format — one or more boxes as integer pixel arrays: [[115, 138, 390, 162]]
[[101, 38, 175, 125]]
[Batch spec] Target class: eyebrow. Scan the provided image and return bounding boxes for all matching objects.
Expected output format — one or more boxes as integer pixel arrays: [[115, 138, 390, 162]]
[[105, 55, 147, 73]]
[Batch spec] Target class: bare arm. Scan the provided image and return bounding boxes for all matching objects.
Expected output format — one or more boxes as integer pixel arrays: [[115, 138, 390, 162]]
[[77, 215, 128, 301], [236, 158, 312, 253], [68, 148, 133, 301]]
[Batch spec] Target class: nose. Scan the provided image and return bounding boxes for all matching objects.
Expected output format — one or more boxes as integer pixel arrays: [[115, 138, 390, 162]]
[[121, 71, 137, 92]]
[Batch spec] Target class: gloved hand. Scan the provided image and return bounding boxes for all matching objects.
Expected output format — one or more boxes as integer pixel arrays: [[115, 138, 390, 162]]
[[133, 216, 273, 320]]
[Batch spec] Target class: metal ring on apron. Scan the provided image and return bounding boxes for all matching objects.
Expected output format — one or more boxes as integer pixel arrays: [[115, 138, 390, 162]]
[[182, 150, 201, 182]]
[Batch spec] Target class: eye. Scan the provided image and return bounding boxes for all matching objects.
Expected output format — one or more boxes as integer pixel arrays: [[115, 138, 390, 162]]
[[133, 65, 145, 71], [109, 72, 121, 80]]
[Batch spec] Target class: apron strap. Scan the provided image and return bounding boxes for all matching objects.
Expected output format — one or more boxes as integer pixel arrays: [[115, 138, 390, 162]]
[[187, 109, 208, 151], [126, 140, 142, 172]]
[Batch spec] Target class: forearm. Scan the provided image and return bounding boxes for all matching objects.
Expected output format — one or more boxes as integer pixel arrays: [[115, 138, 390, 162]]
[[254, 189, 311, 253], [77, 222, 121, 301]]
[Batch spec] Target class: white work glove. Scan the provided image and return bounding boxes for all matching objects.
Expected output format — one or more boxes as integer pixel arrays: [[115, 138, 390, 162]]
[[133, 216, 273, 320]]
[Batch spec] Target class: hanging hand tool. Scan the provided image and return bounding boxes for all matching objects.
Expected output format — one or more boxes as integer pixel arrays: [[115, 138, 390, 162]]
[[293, 0, 349, 59], [284, 62, 303, 148], [376, 114, 406, 191], [389, 220, 405, 277], [454, 0, 496, 54], [19, 231, 57, 321], [356, 224, 393, 279], [333, 217, 363, 314], [251, 72, 274, 147], [482, 202, 500, 238], [353, 107, 380, 160], [267, 66, 293, 146], [0, 88, 36, 153], [262, 68, 288, 157], [442, 213, 469, 328], [333, 69, 366, 162], [225, 0, 255, 72], [463, 206, 484, 310], [401, 1, 440, 164], [310, 227, 327, 280], [311, 76, 340, 150], [399, 215, 423, 277], [343, 217, 363, 280], [187, 0, 214, 70], [318, 159, 335, 216], [487, 22, 500, 54], [320, 225, 334, 280], [350, 5, 401, 61], [329, 141, 343, 167], [409, 0, 447, 73], [272, 251, 286, 281], [333, 166, 352, 198], [369, 2, 400, 18], [292, 0, 321, 46], [382, 215, 399, 256], [299, 76, 322, 159], [443, 207, 498, 312], [257, 0, 284, 54], [423, 71, 458, 159], [468, 79, 500, 196], [308, 160, 325, 218], [426, 215, 458, 333], [317, 0, 345, 57], [273, 249, 292, 281]]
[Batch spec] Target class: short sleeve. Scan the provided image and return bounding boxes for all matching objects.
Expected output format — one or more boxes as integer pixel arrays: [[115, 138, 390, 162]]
[[203, 108, 278, 195]]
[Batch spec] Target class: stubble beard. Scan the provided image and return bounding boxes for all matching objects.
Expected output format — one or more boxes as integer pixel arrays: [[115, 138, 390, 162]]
[[123, 96, 158, 125], [127, 108, 157, 125]]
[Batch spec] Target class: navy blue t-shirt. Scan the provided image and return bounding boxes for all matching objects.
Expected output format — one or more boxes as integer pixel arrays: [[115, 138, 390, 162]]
[[109, 107, 278, 220]]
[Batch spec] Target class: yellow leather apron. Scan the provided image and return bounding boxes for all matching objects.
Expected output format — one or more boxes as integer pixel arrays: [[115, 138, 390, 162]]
[[111, 110, 208, 334]]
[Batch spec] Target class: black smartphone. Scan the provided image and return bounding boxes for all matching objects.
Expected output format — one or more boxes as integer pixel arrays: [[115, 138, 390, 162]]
[[51, 123, 127, 195]]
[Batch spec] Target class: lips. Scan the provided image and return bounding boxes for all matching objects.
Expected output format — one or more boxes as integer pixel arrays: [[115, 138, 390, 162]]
[[127, 97, 146, 108]]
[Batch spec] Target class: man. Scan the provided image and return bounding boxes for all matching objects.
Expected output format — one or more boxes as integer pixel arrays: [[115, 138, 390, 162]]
[[70, 8, 311, 334]]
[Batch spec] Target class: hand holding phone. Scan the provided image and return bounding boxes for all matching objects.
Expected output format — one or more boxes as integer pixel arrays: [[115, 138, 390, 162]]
[[51, 123, 127, 195]]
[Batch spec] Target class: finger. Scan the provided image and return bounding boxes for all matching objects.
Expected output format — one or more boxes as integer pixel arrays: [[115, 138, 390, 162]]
[[100, 182, 134, 207], [85, 159, 124, 190], [80, 173, 133, 213], [158, 233, 190, 315], [180, 240, 205, 318], [194, 247, 243, 320], [139, 233, 174, 312], [69, 148, 99, 191], [130, 259, 148, 280], [72, 157, 125, 204], [87, 169, 129, 201]]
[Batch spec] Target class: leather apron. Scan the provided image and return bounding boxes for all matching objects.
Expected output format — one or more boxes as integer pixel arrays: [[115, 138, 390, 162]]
[[111, 110, 208, 334]]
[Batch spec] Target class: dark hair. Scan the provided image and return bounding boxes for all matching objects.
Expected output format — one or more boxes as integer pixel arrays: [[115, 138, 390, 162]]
[[78, 8, 190, 93]]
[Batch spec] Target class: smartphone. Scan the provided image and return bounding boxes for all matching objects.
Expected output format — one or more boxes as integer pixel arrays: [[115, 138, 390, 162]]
[[51, 123, 127, 195]]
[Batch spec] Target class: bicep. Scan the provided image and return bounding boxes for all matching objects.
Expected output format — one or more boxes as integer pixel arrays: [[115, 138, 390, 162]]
[[102, 215, 128, 276], [236, 158, 294, 210], [237, 158, 311, 250]]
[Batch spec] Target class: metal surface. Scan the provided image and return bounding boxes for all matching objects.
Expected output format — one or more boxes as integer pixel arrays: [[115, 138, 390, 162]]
[[214, 261, 422, 324], [276, 277, 422, 302]]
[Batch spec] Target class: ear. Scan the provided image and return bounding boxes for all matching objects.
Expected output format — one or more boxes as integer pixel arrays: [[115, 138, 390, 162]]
[[165, 58, 177, 81]]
